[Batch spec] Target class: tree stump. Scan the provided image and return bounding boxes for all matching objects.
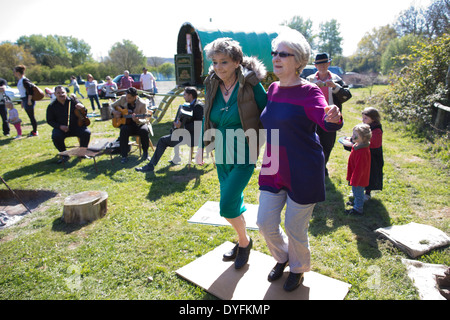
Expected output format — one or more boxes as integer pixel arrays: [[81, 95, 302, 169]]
[[62, 191, 108, 224]]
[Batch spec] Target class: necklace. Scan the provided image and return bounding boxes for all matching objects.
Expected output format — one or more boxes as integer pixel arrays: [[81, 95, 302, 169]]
[[222, 76, 237, 96]]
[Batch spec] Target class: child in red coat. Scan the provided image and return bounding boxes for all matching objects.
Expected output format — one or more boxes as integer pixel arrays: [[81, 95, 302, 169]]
[[346, 123, 372, 215], [362, 107, 384, 201]]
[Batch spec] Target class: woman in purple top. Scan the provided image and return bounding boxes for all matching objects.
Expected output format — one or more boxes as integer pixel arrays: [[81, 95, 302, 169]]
[[256, 28, 343, 292]]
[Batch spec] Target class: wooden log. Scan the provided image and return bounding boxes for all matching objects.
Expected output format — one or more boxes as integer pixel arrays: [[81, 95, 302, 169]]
[[62, 191, 108, 224]]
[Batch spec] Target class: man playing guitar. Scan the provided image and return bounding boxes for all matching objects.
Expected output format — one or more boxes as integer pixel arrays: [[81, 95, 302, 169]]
[[136, 87, 203, 172], [111, 87, 153, 163]]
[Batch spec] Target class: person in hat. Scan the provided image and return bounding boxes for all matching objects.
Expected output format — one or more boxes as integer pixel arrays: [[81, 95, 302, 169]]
[[307, 53, 352, 175], [111, 87, 152, 163]]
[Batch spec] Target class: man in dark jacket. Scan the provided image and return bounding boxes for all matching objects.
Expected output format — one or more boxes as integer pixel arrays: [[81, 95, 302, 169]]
[[0, 78, 11, 136], [46, 86, 91, 163], [136, 87, 203, 172], [307, 53, 352, 175]]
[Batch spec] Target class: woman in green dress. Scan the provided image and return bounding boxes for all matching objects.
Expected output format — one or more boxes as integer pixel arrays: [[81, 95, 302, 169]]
[[195, 38, 267, 269]]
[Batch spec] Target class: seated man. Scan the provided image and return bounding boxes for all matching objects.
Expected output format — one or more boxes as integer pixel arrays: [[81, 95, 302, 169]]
[[136, 87, 203, 172], [111, 87, 152, 163], [46, 86, 91, 164]]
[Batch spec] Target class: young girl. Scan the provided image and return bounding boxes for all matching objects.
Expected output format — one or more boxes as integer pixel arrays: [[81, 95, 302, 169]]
[[362, 107, 384, 201], [346, 123, 372, 215], [6, 101, 22, 139], [69, 76, 84, 99]]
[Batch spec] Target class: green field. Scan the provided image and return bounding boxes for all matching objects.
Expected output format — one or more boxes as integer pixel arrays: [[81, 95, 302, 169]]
[[0, 86, 448, 300]]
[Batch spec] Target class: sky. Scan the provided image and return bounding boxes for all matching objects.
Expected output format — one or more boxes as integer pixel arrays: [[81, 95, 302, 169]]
[[1, 0, 432, 60]]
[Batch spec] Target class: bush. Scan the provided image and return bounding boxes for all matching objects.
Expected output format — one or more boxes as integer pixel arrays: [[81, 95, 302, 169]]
[[378, 34, 449, 131]]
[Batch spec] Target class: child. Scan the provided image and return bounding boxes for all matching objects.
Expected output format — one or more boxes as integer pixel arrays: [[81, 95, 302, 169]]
[[362, 107, 384, 201], [6, 101, 22, 139], [346, 123, 372, 215], [68, 76, 85, 99]]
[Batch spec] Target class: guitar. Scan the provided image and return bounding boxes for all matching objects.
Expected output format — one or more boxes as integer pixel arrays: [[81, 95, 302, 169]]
[[112, 107, 152, 128], [74, 108, 91, 127]]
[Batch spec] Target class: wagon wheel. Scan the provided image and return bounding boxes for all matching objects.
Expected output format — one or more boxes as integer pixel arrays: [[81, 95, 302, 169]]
[[150, 87, 185, 124]]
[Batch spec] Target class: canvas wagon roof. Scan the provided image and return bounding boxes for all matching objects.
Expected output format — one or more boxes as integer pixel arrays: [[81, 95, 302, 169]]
[[178, 22, 279, 76]]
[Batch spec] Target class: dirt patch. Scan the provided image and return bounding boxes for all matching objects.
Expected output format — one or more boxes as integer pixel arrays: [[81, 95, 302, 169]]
[[417, 206, 450, 221], [0, 189, 59, 229]]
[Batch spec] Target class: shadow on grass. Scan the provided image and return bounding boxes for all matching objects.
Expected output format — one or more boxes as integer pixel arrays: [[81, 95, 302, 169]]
[[51, 216, 88, 234], [78, 122, 184, 178], [146, 164, 214, 201], [310, 177, 391, 259], [1, 157, 63, 181]]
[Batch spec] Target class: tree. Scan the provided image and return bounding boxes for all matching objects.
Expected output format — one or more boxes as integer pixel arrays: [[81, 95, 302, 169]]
[[16, 34, 92, 68], [378, 34, 450, 131], [394, 5, 428, 37], [147, 56, 165, 68], [158, 62, 175, 80], [317, 19, 343, 58], [0, 42, 36, 82], [57, 36, 92, 67], [381, 34, 422, 74], [350, 25, 397, 73], [108, 40, 146, 73], [425, 0, 450, 37], [17, 34, 71, 67], [281, 16, 316, 49], [394, 0, 450, 38]]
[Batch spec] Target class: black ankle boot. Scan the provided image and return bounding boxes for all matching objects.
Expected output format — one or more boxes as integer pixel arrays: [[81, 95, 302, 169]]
[[283, 272, 304, 292], [268, 261, 288, 282], [223, 243, 239, 261], [234, 238, 252, 269]]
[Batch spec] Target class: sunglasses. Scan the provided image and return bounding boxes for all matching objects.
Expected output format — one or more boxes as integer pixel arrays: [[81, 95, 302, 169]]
[[271, 51, 295, 58]]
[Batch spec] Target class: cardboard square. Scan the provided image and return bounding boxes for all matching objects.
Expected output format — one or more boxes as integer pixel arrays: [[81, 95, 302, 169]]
[[176, 241, 351, 300], [188, 201, 259, 230]]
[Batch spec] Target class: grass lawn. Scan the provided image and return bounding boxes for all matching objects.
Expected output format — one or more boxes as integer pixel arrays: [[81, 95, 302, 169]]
[[0, 85, 448, 300]]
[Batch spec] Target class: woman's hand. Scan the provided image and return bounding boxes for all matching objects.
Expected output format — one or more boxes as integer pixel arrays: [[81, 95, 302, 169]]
[[194, 148, 204, 165], [324, 105, 342, 124]]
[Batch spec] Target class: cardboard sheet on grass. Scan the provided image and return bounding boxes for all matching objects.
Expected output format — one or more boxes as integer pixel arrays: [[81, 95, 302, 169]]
[[402, 259, 448, 300], [176, 241, 351, 300], [375, 222, 450, 258], [188, 201, 259, 230]]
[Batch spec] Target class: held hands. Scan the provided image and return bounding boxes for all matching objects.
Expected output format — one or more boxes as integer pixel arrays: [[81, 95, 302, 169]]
[[325, 80, 337, 88], [324, 105, 342, 124], [317, 80, 336, 88]]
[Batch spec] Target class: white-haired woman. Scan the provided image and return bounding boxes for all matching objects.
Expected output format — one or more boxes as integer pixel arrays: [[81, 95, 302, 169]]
[[195, 38, 267, 269], [257, 28, 343, 291]]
